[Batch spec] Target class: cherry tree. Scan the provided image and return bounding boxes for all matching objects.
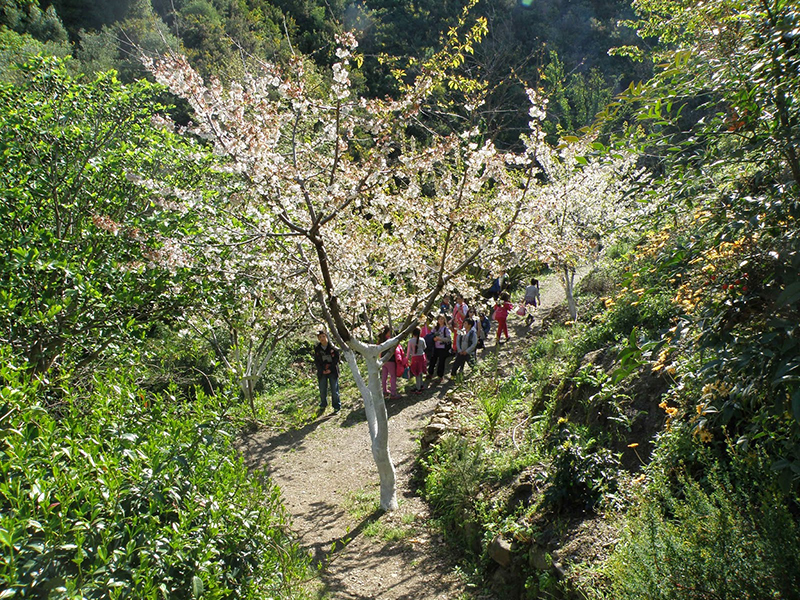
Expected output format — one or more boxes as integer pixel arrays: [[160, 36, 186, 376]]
[[144, 23, 546, 509], [505, 90, 646, 321], [186, 263, 311, 419]]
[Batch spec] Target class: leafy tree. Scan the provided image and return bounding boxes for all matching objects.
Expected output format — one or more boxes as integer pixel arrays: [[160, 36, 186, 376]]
[[146, 21, 543, 510], [1, 0, 68, 42], [609, 0, 800, 480], [0, 57, 215, 376]]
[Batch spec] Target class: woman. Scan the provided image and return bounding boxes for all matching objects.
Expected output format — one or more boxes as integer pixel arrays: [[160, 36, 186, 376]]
[[427, 315, 451, 380]]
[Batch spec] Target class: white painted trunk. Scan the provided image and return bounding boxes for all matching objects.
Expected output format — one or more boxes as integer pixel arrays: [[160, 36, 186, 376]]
[[564, 266, 578, 322], [343, 343, 398, 511]]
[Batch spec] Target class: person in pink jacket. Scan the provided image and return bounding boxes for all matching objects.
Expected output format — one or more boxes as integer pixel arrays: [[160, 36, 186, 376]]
[[406, 327, 428, 394], [493, 292, 513, 344], [379, 326, 403, 399]]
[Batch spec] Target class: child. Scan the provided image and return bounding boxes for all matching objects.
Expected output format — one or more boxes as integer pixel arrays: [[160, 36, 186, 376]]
[[479, 310, 492, 345], [523, 278, 540, 327], [451, 318, 479, 376], [427, 314, 452, 380], [407, 327, 428, 394], [378, 326, 402, 399], [452, 294, 468, 352], [494, 292, 514, 343]]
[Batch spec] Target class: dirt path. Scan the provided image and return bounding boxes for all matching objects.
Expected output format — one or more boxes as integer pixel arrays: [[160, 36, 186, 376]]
[[238, 269, 588, 599]]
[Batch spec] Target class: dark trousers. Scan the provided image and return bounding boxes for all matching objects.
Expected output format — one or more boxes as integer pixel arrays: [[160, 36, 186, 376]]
[[318, 374, 340, 410], [428, 346, 449, 377], [451, 352, 475, 376]]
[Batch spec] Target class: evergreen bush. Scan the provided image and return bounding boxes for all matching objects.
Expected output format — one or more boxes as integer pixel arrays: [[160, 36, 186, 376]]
[[0, 356, 309, 599]]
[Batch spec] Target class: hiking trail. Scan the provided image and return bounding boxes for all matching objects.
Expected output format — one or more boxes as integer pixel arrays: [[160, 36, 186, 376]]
[[238, 269, 587, 599]]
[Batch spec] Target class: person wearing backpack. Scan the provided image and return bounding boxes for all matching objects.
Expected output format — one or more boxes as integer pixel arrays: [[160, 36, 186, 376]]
[[427, 314, 451, 381], [406, 327, 428, 394], [379, 326, 405, 400], [451, 318, 478, 377]]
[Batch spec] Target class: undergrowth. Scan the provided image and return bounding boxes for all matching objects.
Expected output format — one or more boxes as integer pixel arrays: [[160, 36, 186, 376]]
[[0, 356, 310, 599]]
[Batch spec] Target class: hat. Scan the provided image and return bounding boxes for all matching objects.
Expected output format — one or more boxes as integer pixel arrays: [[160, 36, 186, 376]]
[[317, 329, 327, 336]]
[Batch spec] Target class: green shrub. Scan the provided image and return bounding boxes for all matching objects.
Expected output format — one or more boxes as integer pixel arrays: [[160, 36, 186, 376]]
[[0, 359, 309, 599], [422, 435, 487, 553], [542, 426, 621, 513], [608, 451, 800, 599], [579, 290, 676, 357]]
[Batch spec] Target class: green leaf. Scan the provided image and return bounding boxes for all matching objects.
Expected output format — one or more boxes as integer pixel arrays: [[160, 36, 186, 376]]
[[776, 281, 800, 307], [192, 575, 204, 598], [792, 388, 800, 424]]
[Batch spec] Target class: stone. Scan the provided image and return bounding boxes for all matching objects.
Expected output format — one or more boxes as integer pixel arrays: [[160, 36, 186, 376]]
[[489, 535, 513, 567], [529, 545, 550, 571]]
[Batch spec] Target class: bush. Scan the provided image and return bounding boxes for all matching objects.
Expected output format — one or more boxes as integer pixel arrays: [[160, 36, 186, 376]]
[[422, 435, 488, 553], [0, 358, 309, 599], [608, 450, 800, 599], [542, 426, 621, 514]]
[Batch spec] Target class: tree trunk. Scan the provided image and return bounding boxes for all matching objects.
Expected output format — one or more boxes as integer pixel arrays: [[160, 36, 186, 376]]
[[563, 265, 578, 322], [343, 344, 398, 511]]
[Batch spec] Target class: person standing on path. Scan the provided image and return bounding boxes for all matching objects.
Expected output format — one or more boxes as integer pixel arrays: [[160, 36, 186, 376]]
[[427, 314, 451, 381], [407, 327, 428, 394], [314, 330, 340, 414], [523, 278, 541, 326], [379, 326, 403, 400], [493, 292, 514, 344], [451, 318, 478, 376]]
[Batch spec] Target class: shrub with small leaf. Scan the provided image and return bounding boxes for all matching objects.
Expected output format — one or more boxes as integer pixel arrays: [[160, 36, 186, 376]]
[[0, 357, 309, 599], [608, 449, 800, 599], [542, 425, 621, 513]]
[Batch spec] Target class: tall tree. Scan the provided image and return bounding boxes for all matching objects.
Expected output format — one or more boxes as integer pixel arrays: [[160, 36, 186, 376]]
[[0, 57, 214, 375], [146, 21, 543, 509]]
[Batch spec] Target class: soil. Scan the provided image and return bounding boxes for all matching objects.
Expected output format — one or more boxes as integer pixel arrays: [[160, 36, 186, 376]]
[[237, 270, 585, 599]]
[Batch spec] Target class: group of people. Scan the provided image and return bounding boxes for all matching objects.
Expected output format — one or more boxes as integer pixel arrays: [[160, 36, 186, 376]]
[[313, 276, 542, 413]]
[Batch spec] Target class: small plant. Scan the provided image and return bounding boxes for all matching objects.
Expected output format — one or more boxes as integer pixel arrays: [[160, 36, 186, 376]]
[[477, 374, 529, 438], [542, 426, 621, 513], [344, 487, 381, 521], [422, 435, 488, 553]]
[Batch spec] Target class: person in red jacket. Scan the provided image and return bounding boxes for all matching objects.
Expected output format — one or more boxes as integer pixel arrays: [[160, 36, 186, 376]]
[[493, 292, 514, 344]]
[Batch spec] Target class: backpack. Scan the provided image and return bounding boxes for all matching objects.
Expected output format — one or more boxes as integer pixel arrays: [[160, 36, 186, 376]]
[[423, 331, 435, 358]]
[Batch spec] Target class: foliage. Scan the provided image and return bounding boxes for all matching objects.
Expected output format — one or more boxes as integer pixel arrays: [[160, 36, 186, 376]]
[[542, 425, 621, 513], [422, 435, 488, 552], [1, 0, 68, 43], [0, 58, 214, 376], [0, 353, 309, 599], [0, 25, 72, 83], [608, 449, 800, 599], [477, 373, 529, 438]]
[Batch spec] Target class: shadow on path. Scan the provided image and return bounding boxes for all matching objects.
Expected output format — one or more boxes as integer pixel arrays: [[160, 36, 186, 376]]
[[310, 508, 385, 569], [238, 415, 331, 474]]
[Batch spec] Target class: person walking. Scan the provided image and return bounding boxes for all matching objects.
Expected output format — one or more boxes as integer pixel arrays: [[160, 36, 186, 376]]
[[523, 278, 541, 326], [451, 318, 478, 377], [314, 330, 341, 414], [494, 292, 514, 344]]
